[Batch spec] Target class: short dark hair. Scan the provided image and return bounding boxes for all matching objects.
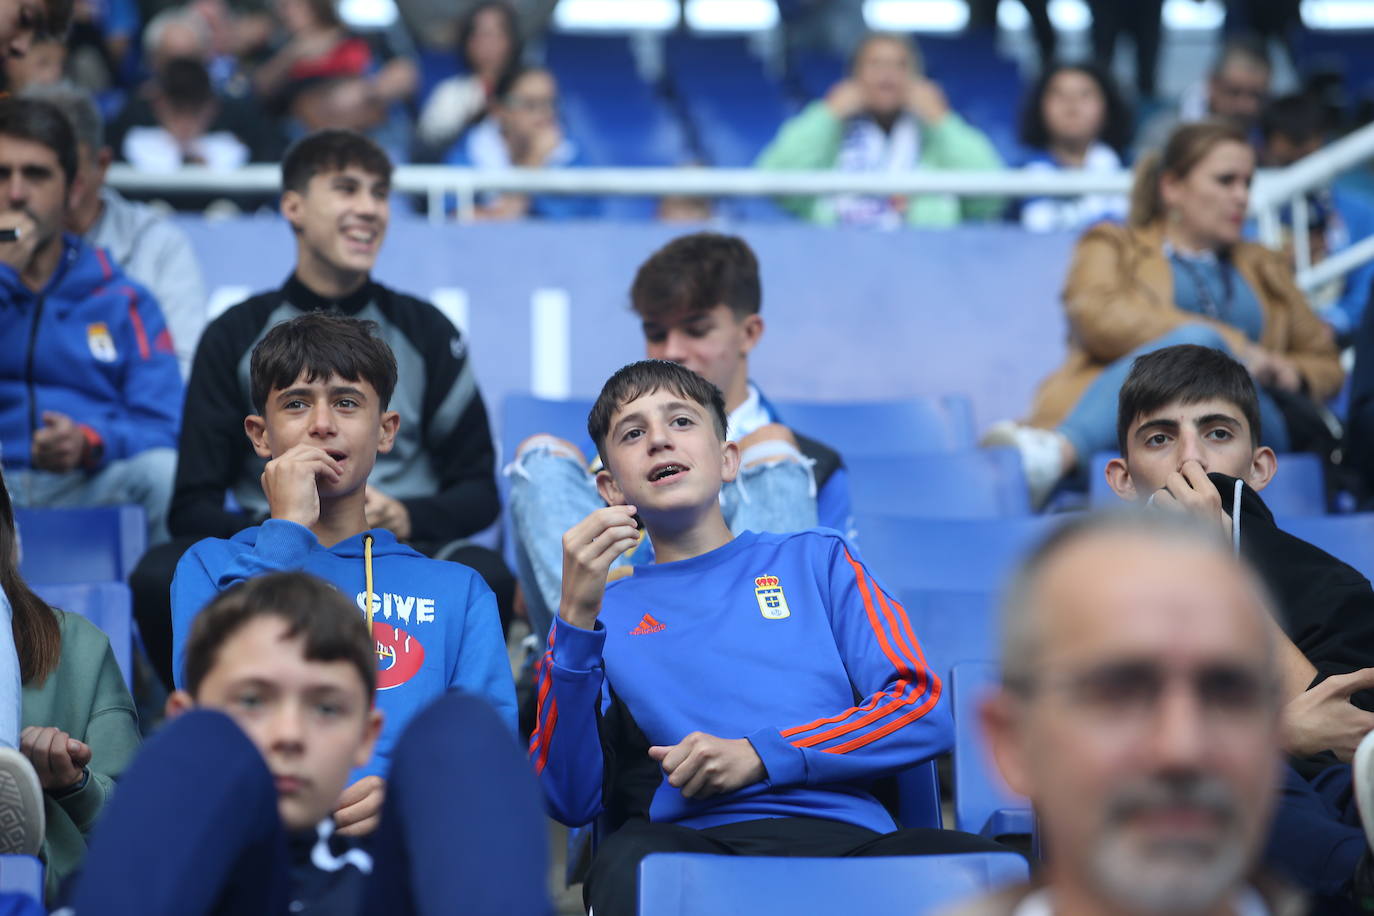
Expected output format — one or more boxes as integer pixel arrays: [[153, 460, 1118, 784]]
[[631, 232, 761, 323], [1260, 93, 1328, 146], [181, 571, 376, 700], [249, 313, 398, 414], [587, 359, 728, 467], [157, 57, 214, 112], [0, 97, 77, 187], [38, 0, 74, 42], [1212, 35, 1271, 78], [1019, 62, 1132, 156], [457, 1, 522, 76], [281, 129, 392, 195], [493, 64, 551, 104], [1117, 344, 1262, 455]]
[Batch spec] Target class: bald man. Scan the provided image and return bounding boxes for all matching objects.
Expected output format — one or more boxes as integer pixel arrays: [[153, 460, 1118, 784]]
[[953, 513, 1305, 916]]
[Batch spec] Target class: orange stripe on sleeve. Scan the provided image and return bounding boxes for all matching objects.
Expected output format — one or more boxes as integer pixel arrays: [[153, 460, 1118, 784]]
[[789, 681, 926, 748], [127, 297, 151, 359], [843, 549, 915, 680], [821, 685, 943, 755], [780, 686, 894, 739], [533, 700, 559, 774], [874, 587, 930, 672]]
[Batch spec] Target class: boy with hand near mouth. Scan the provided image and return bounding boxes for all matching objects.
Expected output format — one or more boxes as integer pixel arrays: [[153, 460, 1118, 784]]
[[531, 360, 999, 916], [1105, 343, 1374, 909], [171, 312, 514, 840], [72, 572, 547, 915]]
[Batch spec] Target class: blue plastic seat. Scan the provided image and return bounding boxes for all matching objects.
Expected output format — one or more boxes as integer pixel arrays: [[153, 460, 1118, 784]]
[[31, 582, 133, 689], [1088, 452, 1327, 516], [853, 514, 1060, 594], [14, 506, 146, 585], [0, 856, 43, 905], [638, 849, 1029, 915], [773, 396, 977, 458], [1280, 514, 1374, 582], [895, 757, 942, 829], [952, 661, 1033, 839], [899, 589, 997, 680], [846, 450, 1030, 519]]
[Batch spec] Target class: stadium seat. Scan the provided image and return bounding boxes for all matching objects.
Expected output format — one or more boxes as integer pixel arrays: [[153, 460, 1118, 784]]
[[1279, 514, 1374, 582], [853, 514, 1060, 594], [1088, 452, 1327, 516], [14, 506, 146, 585], [846, 450, 1030, 518], [899, 589, 997, 680], [952, 661, 1034, 839], [500, 394, 596, 467], [637, 849, 1029, 915], [774, 395, 977, 458], [31, 582, 134, 689], [896, 758, 942, 829], [0, 856, 42, 905]]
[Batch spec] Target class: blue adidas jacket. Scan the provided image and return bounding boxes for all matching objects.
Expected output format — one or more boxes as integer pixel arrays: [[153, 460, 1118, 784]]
[[171, 519, 516, 779], [0, 235, 181, 470], [531, 528, 949, 833]]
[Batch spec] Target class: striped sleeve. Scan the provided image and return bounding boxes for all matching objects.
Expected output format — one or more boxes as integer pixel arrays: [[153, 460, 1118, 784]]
[[528, 617, 610, 826], [747, 537, 951, 788]]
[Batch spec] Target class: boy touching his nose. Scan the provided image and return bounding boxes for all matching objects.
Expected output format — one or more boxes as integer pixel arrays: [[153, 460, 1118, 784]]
[[170, 313, 514, 839]]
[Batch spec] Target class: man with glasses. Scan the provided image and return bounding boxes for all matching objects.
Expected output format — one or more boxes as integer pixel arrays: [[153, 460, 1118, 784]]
[[1137, 37, 1272, 157], [951, 512, 1306, 915]]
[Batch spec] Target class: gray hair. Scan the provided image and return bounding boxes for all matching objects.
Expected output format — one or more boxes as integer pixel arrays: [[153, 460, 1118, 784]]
[[20, 81, 102, 153], [141, 7, 211, 64], [998, 510, 1279, 686]]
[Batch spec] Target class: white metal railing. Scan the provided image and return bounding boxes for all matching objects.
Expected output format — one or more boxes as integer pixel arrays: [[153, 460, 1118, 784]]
[[106, 119, 1374, 293]]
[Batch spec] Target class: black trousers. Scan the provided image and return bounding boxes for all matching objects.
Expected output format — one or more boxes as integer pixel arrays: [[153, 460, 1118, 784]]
[[130, 535, 516, 690], [1087, 0, 1164, 97], [585, 816, 1012, 916]]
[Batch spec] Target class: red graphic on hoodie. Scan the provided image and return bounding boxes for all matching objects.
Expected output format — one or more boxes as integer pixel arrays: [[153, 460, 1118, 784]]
[[374, 621, 425, 690]]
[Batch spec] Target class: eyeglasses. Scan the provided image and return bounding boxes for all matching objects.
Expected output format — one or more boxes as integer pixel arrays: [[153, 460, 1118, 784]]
[[506, 96, 557, 113], [1007, 660, 1277, 724]]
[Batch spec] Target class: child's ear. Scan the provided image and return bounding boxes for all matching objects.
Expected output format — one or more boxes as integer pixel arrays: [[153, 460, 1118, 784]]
[[1104, 456, 1138, 502], [164, 689, 195, 721], [244, 414, 273, 459], [720, 439, 740, 484], [376, 410, 400, 455], [353, 707, 384, 770], [1247, 446, 1277, 492], [280, 189, 303, 231], [595, 468, 626, 506]]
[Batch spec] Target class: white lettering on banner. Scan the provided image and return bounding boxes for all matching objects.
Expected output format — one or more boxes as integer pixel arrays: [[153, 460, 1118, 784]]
[[531, 288, 571, 398], [355, 591, 437, 624]]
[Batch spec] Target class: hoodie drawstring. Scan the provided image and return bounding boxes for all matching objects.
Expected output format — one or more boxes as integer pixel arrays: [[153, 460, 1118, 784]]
[[364, 535, 375, 637], [1231, 478, 1244, 554]]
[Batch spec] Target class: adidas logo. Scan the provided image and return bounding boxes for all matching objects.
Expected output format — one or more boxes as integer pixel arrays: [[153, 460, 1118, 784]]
[[629, 613, 666, 635]]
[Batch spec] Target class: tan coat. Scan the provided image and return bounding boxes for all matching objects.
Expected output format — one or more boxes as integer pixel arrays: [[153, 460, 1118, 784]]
[[1026, 222, 1344, 430]]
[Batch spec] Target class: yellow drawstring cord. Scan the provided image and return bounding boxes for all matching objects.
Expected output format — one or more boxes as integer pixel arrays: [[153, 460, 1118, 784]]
[[364, 535, 375, 638]]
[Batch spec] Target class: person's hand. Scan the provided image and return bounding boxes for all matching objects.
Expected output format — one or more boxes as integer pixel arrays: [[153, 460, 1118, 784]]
[[1282, 668, 1374, 761], [20, 726, 91, 792], [824, 78, 866, 120], [0, 210, 39, 273], [905, 77, 949, 124], [559, 505, 640, 630], [1245, 346, 1303, 393], [31, 411, 88, 472], [737, 423, 800, 470], [1148, 459, 1231, 538], [260, 443, 343, 529], [334, 775, 385, 837], [364, 485, 411, 541], [515, 123, 563, 168], [647, 732, 765, 800]]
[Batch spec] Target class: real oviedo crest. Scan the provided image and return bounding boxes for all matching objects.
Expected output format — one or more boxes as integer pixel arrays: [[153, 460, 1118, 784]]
[[754, 575, 790, 620]]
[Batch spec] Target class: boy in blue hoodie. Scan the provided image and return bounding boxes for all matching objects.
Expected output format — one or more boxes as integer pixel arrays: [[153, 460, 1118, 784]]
[[171, 311, 514, 838], [531, 359, 997, 916]]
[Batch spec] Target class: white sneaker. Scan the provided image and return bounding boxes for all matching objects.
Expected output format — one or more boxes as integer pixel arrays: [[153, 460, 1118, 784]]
[[0, 747, 44, 856], [1354, 728, 1374, 853], [981, 421, 1067, 510]]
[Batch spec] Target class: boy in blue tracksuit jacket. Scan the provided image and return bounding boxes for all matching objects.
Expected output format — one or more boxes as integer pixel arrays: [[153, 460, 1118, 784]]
[[172, 312, 513, 836], [531, 360, 1000, 916], [0, 98, 182, 544]]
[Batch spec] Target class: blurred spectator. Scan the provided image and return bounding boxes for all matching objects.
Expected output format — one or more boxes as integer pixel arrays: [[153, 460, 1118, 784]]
[[64, 0, 139, 91], [0, 0, 73, 56], [1261, 93, 1374, 347], [1350, 291, 1374, 501], [396, 0, 555, 53], [253, 0, 418, 161], [123, 57, 249, 171], [415, 0, 521, 159], [27, 82, 207, 378], [2, 35, 65, 93], [983, 121, 1342, 507], [445, 65, 599, 220], [1086, 0, 1163, 99], [0, 98, 182, 544], [1137, 36, 1272, 156], [966, 0, 1055, 72], [1015, 62, 1131, 233], [1223, 0, 1301, 71], [657, 193, 713, 223], [757, 32, 1004, 228]]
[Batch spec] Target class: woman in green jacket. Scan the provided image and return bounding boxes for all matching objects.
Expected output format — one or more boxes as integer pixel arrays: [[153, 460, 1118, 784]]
[[0, 474, 140, 902]]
